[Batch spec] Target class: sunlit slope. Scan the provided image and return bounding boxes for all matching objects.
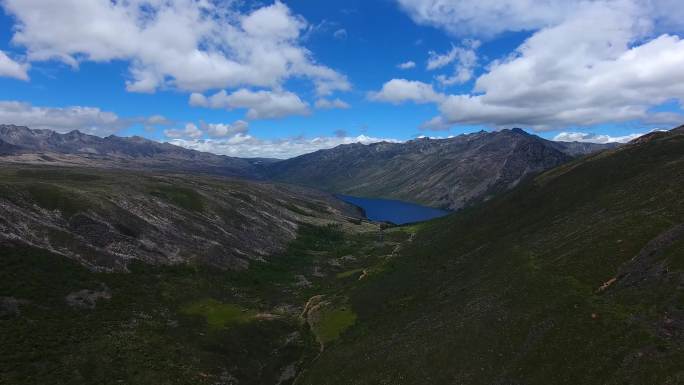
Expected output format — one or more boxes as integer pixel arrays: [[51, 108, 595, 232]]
[[299, 127, 684, 385], [0, 165, 360, 270]]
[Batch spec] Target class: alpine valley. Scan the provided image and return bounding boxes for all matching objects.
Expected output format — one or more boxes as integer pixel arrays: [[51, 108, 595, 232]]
[[3, 1, 684, 384], [2, 124, 683, 384]]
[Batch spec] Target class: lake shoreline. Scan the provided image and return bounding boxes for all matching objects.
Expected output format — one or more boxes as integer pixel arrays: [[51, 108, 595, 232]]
[[335, 194, 450, 225]]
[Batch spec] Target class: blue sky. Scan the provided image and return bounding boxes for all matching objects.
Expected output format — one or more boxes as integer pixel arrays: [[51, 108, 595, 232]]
[[0, 0, 683, 158]]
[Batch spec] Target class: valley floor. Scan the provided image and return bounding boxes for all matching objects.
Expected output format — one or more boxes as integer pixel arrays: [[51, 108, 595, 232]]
[[0, 221, 414, 384]]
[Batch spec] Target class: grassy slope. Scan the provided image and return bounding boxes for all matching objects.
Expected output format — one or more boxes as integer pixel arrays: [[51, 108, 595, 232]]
[[0, 165, 402, 384], [0, 216, 410, 384], [298, 131, 684, 384]]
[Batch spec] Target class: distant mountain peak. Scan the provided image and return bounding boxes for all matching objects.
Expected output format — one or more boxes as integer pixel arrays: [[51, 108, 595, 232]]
[[265, 127, 614, 210], [0, 124, 262, 179], [509, 127, 528, 135]]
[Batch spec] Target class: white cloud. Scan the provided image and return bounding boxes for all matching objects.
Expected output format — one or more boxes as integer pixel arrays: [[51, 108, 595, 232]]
[[0, 51, 29, 80], [315, 98, 351, 110], [168, 134, 400, 159], [427, 40, 478, 69], [189, 89, 310, 119], [164, 123, 202, 139], [397, 61, 416, 69], [378, 0, 684, 131], [333, 28, 348, 40], [396, 0, 684, 38], [160, 119, 249, 139], [0, 100, 165, 136], [142, 114, 172, 132], [146, 115, 171, 126], [553, 131, 647, 143], [369, 79, 445, 104], [161, 119, 400, 157], [206, 120, 249, 138], [2, 0, 349, 95], [427, 39, 480, 85], [397, 0, 568, 38], [419, 116, 452, 131]]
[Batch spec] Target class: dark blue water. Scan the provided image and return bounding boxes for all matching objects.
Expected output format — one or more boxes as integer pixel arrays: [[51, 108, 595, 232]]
[[337, 195, 450, 225]]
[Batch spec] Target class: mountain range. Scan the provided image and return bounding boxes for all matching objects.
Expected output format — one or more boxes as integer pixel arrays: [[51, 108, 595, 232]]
[[266, 128, 615, 209], [0, 124, 615, 210], [0, 124, 261, 178]]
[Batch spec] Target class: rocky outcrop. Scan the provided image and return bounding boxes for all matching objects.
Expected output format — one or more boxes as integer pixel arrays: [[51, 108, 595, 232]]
[[65, 286, 112, 309], [0, 165, 362, 271]]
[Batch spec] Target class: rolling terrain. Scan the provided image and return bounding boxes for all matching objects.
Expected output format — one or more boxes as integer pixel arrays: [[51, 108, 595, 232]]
[[266, 128, 615, 210], [0, 164, 363, 271], [1, 125, 680, 385], [0, 164, 401, 384], [297, 125, 684, 384], [0, 164, 368, 270]]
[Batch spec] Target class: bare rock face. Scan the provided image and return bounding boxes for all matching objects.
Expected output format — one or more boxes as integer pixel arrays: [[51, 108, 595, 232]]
[[0, 165, 362, 271], [265, 128, 616, 210], [65, 286, 112, 309]]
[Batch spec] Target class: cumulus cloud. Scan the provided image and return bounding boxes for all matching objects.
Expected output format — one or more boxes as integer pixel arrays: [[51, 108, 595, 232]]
[[436, 11, 684, 130], [315, 98, 351, 110], [189, 89, 310, 119], [0, 100, 165, 136], [553, 131, 649, 143], [164, 123, 202, 139], [398, 61, 416, 69], [376, 0, 684, 131], [396, 0, 684, 38], [159, 113, 398, 158], [147, 115, 171, 126], [206, 120, 249, 138], [427, 39, 480, 85], [168, 134, 399, 159], [2, 0, 349, 95], [161, 119, 249, 139], [0, 51, 29, 80], [369, 79, 445, 104], [397, 0, 568, 38]]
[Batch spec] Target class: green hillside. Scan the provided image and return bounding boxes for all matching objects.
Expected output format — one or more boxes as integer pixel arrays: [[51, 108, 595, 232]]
[[298, 128, 684, 384], [1, 222, 414, 384]]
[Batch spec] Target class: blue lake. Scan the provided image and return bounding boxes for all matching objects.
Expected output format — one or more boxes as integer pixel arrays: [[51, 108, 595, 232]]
[[337, 195, 451, 225]]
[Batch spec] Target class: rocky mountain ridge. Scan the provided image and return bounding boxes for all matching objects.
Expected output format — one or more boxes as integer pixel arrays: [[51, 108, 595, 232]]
[[0, 124, 261, 178], [0, 124, 617, 210], [266, 128, 616, 209]]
